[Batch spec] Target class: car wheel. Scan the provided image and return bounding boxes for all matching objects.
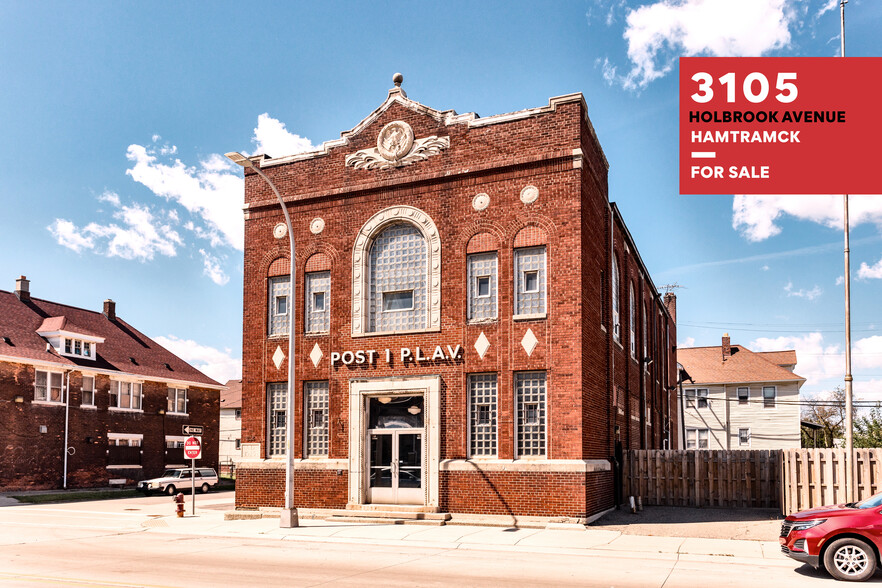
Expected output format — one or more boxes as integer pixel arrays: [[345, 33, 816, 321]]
[[200, 483, 210, 494], [165, 485, 177, 496], [824, 537, 877, 582]]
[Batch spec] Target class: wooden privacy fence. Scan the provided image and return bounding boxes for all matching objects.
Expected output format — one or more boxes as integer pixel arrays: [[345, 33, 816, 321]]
[[624, 449, 780, 509], [781, 448, 882, 514]]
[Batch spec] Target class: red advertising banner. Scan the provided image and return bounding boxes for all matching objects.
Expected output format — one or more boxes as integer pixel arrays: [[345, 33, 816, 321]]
[[679, 57, 882, 195]]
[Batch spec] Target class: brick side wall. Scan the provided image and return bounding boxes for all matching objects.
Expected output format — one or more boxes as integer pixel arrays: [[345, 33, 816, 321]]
[[234, 466, 347, 509], [0, 360, 219, 491]]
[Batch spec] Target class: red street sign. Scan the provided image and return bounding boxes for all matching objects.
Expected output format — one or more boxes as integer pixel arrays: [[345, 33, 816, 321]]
[[680, 57, 882, 194], [184, 436, 202, 460]]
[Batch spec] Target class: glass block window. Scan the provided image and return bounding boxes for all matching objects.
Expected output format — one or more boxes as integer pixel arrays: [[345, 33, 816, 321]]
[[514, 247, 546, 316], [468, 374, 497, 457], [268, 382, 288, 457], [467, 252, 498, 322], [305, 271, 330, 333], [305, 381, 329, 457], [268, 276, 290, 336], [612, 255, 621, 341], [516, 371, 546, 457], [368, 223, 427, 332], [629, 283, 636, 357]]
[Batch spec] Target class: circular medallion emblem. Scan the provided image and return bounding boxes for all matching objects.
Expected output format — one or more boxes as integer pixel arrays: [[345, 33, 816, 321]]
[[520, 185, 539, 204], [377, 121, 414, 162], [472, 193, 490, 211], [310, 217, 325, 235], [272, 223, 287, 239]]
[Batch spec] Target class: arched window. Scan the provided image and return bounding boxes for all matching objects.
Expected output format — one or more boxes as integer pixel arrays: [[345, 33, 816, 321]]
[[368, 222, 428, 332], [629, 282, 636, 358], [612, 254, 621, 342]]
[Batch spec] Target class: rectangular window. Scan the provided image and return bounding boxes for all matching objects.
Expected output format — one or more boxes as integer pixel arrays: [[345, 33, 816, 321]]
[[737, 387, 749, 405], [469, 374, 497, 457], [516, 371, 546, 457], [305, 271, 330, 333], [268, 276, 291, 336], [235, 408, 241, 420], [514, 247, 546, 316], [467, 252, 498, 322], [168, 388, 188, 414], [698, 429, 708, 449], [305, 381, 329, 457], [763, 386, 777, 408], [382, 290, 414, 311], [83, 342, 91, 357], [268, 382, 287, 457], [235, 439, 241, 450], [739, 428, 751, 446], [696, 389, 708, 409], [81, 376, 95, 406], [686, 428, 709, 449], [110, 381, 142, 410], [34, 370, 64, 403], [74, 340, 82, 355], [64, 339, 72, 354]]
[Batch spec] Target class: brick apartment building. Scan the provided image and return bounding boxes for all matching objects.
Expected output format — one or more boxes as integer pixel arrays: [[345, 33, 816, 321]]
[[0, 277, 223, 491], [234, 77, 677, 520]]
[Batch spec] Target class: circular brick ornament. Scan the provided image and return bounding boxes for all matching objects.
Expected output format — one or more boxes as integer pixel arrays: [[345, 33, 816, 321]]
[[310, 218, 325, 235], [272, 223, 287, 239], [520, 185, 539, 204], [472, 193, 490, 211]]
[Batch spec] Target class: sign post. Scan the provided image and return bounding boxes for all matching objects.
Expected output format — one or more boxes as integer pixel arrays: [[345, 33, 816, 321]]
[[183, 436, 202, 515]]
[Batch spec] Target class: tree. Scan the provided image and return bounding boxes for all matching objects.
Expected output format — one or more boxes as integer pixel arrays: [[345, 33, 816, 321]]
[[801, 387, 855, 448], [854, 408, 882, 448]]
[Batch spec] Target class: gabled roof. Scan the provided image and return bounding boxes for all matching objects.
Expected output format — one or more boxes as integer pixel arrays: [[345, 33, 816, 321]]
[[36, 315, 103, 340], [756, 350, 798, 367], [678, 344, 804, 386], [221, 379, 241, 409], [0, 289, 221, 388]]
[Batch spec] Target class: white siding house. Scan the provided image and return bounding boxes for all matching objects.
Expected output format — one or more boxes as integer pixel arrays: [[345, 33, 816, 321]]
[[219, 379, 241, 474], [678, 336, 805, 450]]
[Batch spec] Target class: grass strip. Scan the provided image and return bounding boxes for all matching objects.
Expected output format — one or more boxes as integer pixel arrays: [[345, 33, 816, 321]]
[[10, 490, 141, 504]]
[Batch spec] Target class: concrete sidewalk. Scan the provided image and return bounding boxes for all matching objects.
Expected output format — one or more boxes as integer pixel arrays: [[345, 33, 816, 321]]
[[145, 504, 792, 568]]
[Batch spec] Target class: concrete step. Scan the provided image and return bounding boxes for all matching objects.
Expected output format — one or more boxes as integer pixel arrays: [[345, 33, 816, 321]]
[[333, 509, 451, 521], [329, 516, 446, 526]]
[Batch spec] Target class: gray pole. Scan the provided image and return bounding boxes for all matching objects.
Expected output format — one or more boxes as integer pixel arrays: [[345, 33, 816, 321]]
[[840, 0, 854, 503], [192, 456, 196, 515], [225, 152, 298, 527]]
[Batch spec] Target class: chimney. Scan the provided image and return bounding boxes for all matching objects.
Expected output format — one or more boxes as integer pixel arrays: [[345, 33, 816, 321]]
[[722, 333, 731, 360], [663, 292, 677, 323], [15, 276, 30, 302], [103, 299, 116, 321]]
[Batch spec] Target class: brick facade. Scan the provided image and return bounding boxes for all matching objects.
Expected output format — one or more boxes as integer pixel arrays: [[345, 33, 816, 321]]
[[235, 83, 676, 519], [0, 286, 222, 491]]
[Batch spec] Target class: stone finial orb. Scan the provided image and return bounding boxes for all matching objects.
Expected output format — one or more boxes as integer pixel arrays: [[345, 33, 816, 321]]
[[393, 73, 404, 87]]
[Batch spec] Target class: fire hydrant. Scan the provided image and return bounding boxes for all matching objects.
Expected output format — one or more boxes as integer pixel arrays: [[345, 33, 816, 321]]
[[174, 493, 185, 517]]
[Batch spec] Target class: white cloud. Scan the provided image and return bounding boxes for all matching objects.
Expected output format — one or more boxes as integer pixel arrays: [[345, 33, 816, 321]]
[[732, 194, 882, 241], [783, 281, 822, 301], [761, 265, 770, 271], [858, 257, 882, 279], [48, 219, 96, 253], [250, 113, 316, 159], [679, 336, 696, 348], [836, 275, 845, 285], [816, 0, 838, 18], [49, 198, 181, 261], [126, 144, 244, 250], [153, 335, 241, 383], [199, 249, 229, 286], [98, 191, 120, 207], [619, 0, 794, 89]]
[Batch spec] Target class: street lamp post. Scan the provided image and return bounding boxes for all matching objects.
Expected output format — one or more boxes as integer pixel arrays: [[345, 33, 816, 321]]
[[226, 151, 299, 528]]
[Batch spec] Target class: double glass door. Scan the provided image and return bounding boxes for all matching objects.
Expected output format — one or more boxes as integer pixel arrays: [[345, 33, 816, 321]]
[[367, 395, 424, 505]]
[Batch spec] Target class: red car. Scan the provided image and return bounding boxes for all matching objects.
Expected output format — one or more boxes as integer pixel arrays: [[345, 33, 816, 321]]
[[781, 493, 882, 581]]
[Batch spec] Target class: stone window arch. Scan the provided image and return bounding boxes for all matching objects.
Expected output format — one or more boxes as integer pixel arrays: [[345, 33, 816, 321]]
[[352, 206, 441, 336]]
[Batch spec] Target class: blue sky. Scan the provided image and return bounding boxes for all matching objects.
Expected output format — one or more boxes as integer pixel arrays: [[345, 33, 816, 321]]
[[1, 1, 880, 400]]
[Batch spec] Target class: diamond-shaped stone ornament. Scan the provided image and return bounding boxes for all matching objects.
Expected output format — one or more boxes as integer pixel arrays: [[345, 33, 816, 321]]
[[310, 343, 323, 367], [474, 331, 491, 359], [272, 346, 285, 369], [521, 328, 538, 357]]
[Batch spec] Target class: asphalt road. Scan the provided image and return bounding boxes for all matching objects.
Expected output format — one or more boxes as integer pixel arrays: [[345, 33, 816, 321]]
[[0, 492, 860, 587]]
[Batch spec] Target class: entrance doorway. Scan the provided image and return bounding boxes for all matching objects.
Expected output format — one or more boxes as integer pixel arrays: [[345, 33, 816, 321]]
[[367, 395, 424, 505]]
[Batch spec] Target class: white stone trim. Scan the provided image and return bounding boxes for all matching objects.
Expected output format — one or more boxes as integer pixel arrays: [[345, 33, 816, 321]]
[[108, 432, 144, 441], [236, 458, 348, 471], [440, 459, 611, 473], [348, 376, 441, 508], [351, 206, 441, 337]]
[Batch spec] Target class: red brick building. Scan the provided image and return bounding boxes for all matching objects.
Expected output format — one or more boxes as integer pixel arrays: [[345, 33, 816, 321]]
[[235, 79, 677, 520], [0, 277, 223, 491]]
